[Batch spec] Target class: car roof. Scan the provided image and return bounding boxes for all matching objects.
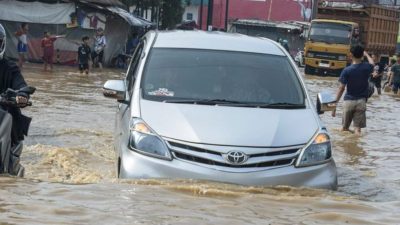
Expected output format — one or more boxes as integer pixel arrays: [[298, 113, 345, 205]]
[[151, 30, 286, 56]]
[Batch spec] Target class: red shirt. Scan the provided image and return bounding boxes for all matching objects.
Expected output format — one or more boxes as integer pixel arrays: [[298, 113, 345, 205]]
[[41, 37, 57, 55]]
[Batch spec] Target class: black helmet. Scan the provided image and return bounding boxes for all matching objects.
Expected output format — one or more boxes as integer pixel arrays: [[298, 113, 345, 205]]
[[0, 24, 5, 60]]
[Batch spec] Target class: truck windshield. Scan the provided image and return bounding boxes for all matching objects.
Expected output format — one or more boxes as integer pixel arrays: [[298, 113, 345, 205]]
[[141, 48, 305, 106], [309, 22, 352, 45]]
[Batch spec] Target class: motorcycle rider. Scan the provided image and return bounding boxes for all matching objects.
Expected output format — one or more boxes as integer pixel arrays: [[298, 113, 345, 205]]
[[0, 23, 31, 175]]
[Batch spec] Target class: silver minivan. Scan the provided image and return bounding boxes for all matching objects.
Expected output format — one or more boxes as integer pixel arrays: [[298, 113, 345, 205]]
[[103, 31, 338, 189]]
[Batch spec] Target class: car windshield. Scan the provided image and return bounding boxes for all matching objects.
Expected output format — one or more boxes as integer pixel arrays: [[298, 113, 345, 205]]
[[309, 22, 351, 45], [141, 48, 305, 107]]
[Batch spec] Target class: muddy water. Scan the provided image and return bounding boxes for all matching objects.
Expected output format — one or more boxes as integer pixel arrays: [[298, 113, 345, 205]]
[[0, 64, 399, 224]]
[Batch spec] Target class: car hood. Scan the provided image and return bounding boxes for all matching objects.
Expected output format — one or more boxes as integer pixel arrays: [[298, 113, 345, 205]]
[[140, 100, 319, 147]]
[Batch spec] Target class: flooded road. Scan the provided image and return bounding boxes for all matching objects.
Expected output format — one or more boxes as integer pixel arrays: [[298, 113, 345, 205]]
[[0, 64, 399, 224]]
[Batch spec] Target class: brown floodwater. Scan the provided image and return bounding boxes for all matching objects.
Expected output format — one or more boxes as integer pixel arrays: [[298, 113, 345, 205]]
[[0, 64, 399, 224]]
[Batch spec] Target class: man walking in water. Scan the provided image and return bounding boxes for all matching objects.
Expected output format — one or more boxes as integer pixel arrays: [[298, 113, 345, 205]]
[[332, 45, 374, 136]]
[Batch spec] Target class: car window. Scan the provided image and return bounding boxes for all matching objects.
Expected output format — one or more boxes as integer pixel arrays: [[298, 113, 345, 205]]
[[141, 48, 305, 105], [126, 41, 145, 95]]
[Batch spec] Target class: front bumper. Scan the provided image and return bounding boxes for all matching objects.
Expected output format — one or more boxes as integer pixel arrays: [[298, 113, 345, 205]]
[[304, 58, 347, 77], [120, 146, 338, 190]]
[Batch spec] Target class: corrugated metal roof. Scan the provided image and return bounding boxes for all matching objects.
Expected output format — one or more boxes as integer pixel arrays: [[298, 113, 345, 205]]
[[232, 19, 307, 30], [23, 0, 125, 7], [79, 0, 124, 7], [107, 6, 154, 26]]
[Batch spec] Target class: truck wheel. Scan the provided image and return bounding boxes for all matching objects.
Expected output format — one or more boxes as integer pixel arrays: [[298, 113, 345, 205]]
[[304, 65, 311, 75]]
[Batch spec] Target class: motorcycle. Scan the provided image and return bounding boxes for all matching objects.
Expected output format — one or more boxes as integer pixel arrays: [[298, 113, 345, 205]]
[[0, 86, 35, 177]]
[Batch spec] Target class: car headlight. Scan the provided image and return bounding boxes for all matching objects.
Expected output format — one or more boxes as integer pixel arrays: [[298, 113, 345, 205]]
[[338, 55, 347, 61], [306, 52, 314, 58], [296, 132, 332, 167], [128, 118, 172, 160]]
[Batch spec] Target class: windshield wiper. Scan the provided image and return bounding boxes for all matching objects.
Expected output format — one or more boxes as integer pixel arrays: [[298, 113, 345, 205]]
[[164, 99, 243, 105], [257, 103, 306, 109], [164, 100, 305, 109]]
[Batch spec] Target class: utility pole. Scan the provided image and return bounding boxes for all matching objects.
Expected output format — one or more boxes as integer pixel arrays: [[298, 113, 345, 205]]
[[267, 0, 273, 21], [156, 3, 161, 30], [207, 0, 214, 30], [225, 0, 229, 31], [311, 0, 318, 21], [200, 0, 204, 30]]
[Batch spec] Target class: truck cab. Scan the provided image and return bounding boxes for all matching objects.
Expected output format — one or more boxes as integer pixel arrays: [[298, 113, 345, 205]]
[[304, 19, 358, 76], [305, 1, 399, 77]]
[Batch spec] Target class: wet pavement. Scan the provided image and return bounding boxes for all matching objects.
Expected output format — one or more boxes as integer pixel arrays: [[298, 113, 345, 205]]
[[0, 64, 399, 224]]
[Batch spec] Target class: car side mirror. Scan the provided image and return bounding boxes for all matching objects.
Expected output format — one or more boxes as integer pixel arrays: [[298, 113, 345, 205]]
[[103, 80, 126, 101], [317, 91, 336, 115]]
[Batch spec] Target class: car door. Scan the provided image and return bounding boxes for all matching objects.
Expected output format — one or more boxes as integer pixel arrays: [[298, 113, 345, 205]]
[[115, 40, 146, 154]]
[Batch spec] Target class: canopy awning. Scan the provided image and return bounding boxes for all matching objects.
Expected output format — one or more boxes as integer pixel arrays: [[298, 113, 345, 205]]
[[0, 0, 75, 24], [106, 7, 154, 27]]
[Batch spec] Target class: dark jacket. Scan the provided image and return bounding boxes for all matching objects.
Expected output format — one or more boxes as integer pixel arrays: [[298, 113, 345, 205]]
[[0, 58, 31, 144]]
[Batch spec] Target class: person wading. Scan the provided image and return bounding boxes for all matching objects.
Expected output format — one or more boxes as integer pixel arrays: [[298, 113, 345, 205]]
[[389, 53, 400, 95], [332, 45, 374, 136], [14, 23, 29, 69], [41, 31, 65, 71], [370, 53, 384, 95], [92, 28, 106, 70]]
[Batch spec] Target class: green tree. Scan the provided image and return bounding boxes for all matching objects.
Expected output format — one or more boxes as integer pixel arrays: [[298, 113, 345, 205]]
[[122, 0, 183, 29], [160, 0, 184, 29]]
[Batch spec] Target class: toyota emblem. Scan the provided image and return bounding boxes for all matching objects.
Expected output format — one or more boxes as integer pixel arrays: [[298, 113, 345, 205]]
[[225, 151, 248, 165]]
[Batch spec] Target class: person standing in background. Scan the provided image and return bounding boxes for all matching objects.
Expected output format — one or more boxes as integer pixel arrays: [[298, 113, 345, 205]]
[[78, 36, 91, 75], [389, 53, 400, 95], [383, 58, 397, 92], [41, 31, 65, 71], [371, 53, 384, 95], [14, 23, 29, 69], [126, 33, 139, 55], [92, 28, 106, 70]]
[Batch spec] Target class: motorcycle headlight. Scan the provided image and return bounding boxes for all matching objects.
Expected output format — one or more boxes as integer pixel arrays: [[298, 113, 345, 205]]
[[338, 55, 347, 61], [307, 52, 314, 58], [296, 132, 332, 167], [128, 118, 172, 160]]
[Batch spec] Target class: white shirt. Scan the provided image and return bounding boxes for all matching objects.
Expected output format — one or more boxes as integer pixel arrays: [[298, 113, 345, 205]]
[[19, 33, 27, 45], [94, 35, 106, 52]]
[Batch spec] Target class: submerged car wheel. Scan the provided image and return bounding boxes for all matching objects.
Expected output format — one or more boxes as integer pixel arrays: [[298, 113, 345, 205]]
[[17, 166, 24, 178], [117, 157, 121, 178], [305, 65, 313, 75]]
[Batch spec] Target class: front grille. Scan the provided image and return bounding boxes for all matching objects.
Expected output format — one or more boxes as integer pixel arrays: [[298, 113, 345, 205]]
[[251, 149, 298, 157], [169, 141, 220, 156], [173, 152, 293, 168], [168, 141, 299, 169], [308, 51, 346, 61]]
